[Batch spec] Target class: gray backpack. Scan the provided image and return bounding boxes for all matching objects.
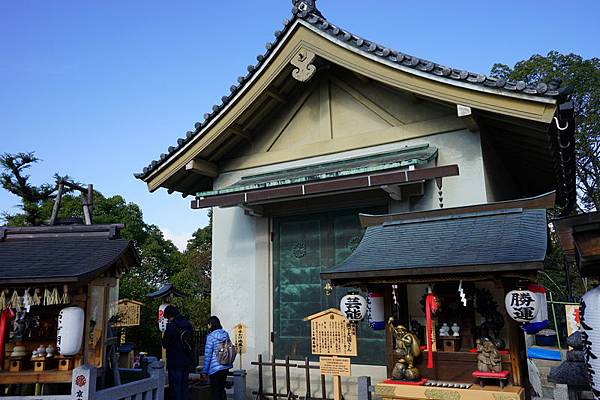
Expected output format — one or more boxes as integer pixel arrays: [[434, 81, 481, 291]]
[[216, 339, 237, 365]]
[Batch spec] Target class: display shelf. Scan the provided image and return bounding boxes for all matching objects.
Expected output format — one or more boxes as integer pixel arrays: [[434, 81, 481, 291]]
[[0, 369, 72, 384]]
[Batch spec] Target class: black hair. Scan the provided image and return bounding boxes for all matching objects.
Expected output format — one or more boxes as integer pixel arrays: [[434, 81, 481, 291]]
[[163, 305, 180, 319], [208, 316, 222, 332]]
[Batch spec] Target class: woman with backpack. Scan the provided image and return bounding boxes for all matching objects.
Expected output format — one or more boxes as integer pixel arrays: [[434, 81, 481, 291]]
[[202, 316, 235, 400]]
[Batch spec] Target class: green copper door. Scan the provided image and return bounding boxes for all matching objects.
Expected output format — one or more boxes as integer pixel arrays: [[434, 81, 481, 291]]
[[273, 209, 385, 364]]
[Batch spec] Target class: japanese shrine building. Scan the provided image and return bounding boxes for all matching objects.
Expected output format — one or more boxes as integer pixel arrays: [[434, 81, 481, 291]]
[[137, 0, 575, 394]]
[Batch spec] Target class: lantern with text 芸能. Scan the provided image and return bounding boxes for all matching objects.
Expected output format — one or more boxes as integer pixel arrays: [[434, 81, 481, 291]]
[[504, 290, 539, 323], [367, 292, 385, 330], [56, 306, 85, 356], [340, 293, 367, 322], [580, 285, 600, 396]]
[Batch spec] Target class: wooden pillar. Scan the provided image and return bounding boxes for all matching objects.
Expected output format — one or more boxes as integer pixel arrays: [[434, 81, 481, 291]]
[[502, 278, 528, 390], [383, 285, 394, 378]]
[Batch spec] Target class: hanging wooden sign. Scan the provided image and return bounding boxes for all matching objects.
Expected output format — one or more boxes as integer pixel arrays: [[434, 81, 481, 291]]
[[319, 356, 351, 376], [304, 308, 357, 357], [113, 299, 143, 328], [233, 323, 247, 354]]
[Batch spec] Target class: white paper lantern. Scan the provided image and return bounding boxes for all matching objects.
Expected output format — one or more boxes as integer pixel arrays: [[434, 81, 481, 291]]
[[340, 293, 367, 322], [581, 285, 600, 396], [504, 290, 539, 323], [56, 306, 84, 356], [158, 303, 169, 332], [367, 292, 385, 330]]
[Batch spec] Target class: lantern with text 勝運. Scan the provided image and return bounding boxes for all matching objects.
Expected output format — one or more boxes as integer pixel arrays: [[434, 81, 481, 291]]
[[504, 290, 539, 323], [340, 293, 366, 322]]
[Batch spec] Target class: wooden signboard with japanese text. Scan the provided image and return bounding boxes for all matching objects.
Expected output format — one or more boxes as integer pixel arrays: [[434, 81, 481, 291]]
[[320, 356, 351, 376], [304, 309, 357, 400], [304, 308, 357, 357], [233, 323, 247, 354]]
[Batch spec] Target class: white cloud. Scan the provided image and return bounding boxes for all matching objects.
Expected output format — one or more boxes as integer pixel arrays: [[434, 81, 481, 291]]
[[162, 228, 192, 252]]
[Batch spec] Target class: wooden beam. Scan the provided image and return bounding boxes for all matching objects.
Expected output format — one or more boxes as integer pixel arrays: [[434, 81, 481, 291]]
[[266, 89, 287, 104], [457, 104, 479, 132], [380, 185, 402, 201], [229, 126, 252, 143], [185, 159, 218, 178]]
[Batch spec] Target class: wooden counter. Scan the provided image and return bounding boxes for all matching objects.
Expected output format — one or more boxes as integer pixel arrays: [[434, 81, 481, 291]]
[[375, 383, 525, 400], [0, 369, 72, 384], [374, 381, 525, 400]]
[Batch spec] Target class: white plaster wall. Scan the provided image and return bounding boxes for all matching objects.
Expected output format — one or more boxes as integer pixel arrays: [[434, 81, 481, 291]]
[[210, 128, 489, 399], [480, 133, 520, 202]]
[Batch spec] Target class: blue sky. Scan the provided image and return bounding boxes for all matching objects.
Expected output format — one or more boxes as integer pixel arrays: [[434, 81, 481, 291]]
[[1, 1, 599, 249]]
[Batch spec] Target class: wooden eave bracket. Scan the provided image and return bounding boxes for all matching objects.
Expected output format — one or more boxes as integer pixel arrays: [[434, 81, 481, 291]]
[[185, 158, 218, 178], [457, 104, 480, 132]]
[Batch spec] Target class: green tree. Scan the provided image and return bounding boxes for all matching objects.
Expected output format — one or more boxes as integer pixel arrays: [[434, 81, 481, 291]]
[[0, 152, 58, 225], [491, 51, 600, 211], [491, 52, 600, 305]]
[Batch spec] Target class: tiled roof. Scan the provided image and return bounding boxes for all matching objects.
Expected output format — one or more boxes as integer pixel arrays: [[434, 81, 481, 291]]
[[135, 0, 566, 182], [0, 224, 139, 284], [322, 207, 547, 280]]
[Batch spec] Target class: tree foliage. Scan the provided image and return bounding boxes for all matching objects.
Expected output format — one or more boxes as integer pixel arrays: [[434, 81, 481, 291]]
[[491, 51, 600, 211], [0, 153, 212, 357]]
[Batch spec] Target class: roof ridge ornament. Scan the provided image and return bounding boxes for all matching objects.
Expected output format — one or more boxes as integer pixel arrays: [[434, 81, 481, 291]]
[[293, 0, 322, 18]]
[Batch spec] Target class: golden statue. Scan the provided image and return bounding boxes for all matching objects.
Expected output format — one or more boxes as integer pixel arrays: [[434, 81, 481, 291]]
[[387, 317, 422, 381]]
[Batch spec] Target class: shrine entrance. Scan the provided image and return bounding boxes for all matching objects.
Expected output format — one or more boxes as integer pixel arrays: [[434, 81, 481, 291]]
[[273, 209, 385, 365]]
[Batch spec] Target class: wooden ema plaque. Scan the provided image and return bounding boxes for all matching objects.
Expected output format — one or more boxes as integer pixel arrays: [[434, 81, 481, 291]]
[[304, 308, 357, 357]]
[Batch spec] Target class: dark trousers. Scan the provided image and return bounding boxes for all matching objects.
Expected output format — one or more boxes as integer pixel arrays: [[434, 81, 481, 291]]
[[168, 367, 189, 400], [209, 369, 229, 400]]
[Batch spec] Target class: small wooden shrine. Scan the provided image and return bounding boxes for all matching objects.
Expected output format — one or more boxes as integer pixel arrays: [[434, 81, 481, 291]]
[[321, 193, 557, 400], [0, 223, 139, 389]]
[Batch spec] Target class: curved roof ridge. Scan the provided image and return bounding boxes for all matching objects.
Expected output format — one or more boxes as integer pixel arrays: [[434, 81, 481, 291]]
[[135, 2, 565, 181]]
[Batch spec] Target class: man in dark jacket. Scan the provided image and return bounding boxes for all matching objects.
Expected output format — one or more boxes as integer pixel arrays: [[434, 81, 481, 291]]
[[162, 305, 194, 400]]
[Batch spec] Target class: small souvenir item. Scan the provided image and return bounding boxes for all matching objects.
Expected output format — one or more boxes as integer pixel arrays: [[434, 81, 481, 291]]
[[45, 344, 55, 358], [439, 323, 450, 336], [451, 323, 460, 336], [35, 345, 46, 358], [10, 345, 27, 359]]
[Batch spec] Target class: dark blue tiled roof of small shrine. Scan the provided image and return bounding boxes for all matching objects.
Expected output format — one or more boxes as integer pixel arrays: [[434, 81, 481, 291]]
[[321, 207, 548, 280], [0, 224, 139, 284], [134, 0, 566, 182]]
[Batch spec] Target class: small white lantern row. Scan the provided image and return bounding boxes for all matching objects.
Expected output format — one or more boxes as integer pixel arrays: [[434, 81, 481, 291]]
[[158, 303, 169, 332], [56, 306, 85, 356], [504, 290, 540, 323], [580, 285, 600, 397], [367, 292, 385, 330], [340, 293, 367, 322]]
